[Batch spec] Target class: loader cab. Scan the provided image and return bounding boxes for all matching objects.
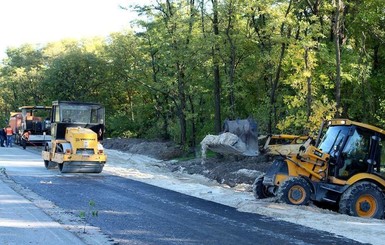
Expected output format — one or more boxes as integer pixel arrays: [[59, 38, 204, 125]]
[[50, 101, 105, 140], [317, 119, 385, 180]]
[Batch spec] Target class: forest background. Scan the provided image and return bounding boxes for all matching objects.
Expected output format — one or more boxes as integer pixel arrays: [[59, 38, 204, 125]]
[[0, 0, 384, 153]]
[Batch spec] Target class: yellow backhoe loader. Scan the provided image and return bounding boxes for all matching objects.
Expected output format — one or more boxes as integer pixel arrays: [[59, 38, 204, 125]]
[[42, 101, 107, 173], [201, 118, 260, 157], [253, 119, 385, 219], [200, 118, 310, 158], [260, 134, 312, 156]]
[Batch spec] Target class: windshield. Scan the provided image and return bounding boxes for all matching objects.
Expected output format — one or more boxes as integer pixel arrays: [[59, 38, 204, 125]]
[[60, 104, 104, 124], [318, 125, 350, 155], [337, 127, 372, 179]]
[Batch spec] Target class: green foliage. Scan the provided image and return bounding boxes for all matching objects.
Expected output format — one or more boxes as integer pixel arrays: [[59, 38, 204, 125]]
[[79, 200, 99, 234], [0, 0, 385, 150], [42, 49, 108, 101]]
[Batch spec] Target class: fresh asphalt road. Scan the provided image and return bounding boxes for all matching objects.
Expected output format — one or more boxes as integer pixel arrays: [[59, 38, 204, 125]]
[[0, 146, 364, 245]]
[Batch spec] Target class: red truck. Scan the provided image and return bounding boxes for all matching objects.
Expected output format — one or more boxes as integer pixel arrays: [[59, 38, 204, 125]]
[[9, 106, 52, 146]]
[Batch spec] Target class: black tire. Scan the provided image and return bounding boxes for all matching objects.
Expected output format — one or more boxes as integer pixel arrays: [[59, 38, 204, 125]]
[[277, 177, 312, 205], [339, 181, 385, 219], [58, 163, 64, 173], [44, 160, 57, 169], [252, 175, 272, 199], [43, 143, 58, 169], [56, 144, 65, 173]]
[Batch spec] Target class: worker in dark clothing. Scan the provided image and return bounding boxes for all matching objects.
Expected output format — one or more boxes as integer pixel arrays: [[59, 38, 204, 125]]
[[0, 128, 5, 147], [21, 130, 31, 149]]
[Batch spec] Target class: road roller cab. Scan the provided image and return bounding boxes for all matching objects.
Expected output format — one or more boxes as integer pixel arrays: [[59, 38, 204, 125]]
[[253, 119, 385, 219], [42, 101, 107, 173]]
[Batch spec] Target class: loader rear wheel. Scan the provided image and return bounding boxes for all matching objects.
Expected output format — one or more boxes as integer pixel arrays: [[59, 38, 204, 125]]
[[339, 182, 385, 219], [252, 175, 272, 199], [277, 177, 311, 205]]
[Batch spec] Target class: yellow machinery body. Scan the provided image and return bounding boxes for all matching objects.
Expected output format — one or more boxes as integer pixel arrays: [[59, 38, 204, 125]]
[[254, 119, 385, 219], [42, 101, 107, 173], [261, 134, 312, 156]]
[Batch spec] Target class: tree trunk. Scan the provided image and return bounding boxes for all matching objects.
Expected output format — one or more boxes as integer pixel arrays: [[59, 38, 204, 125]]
[[269, 0, 292, 133], [304, 48, 312, 120], [270, 41, 286, 131], [212, 0, 222, 134], [188, 95, 196, 150], [373, 44, 380, 72], [333, 0, 343, 117], [149, 36, 171, 140], [161, 0, 189, 145], [225, 0, 236, 118], [177, 63, 187, 145]]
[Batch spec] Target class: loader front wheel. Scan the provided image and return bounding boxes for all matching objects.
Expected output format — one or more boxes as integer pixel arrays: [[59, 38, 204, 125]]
[[339, 182, 385, 219], [252, 175, 272, 199], [277, 177, 311, 205]]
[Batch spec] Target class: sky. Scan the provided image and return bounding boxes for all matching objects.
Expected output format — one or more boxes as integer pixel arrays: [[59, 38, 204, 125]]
[[0, 0, 152, 59]]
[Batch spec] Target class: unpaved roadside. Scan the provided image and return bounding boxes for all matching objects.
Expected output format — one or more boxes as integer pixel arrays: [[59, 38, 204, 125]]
[[103, 138, 273, 188], [102, 138, 385, 245], [103, 148, 385, 245]]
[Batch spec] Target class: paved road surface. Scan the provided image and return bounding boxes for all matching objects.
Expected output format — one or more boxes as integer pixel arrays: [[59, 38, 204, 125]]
[[0, 146, 364, 245]]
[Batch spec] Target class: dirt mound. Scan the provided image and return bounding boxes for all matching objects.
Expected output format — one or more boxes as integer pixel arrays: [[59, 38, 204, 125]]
[[103, 138, 184, 160], [103, 138, 273, 188]]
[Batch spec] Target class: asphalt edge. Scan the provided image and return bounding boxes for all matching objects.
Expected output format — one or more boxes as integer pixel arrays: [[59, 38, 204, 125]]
[[0, 168, 116, 245]]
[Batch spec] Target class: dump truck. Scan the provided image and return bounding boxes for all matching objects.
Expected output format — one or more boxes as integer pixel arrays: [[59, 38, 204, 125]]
[[253, 119, 385, 219], [9, 106, 52, 146], [42, 101, 107, 173]]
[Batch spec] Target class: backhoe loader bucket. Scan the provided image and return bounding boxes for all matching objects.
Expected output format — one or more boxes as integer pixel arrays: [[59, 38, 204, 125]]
[[201, 118, 259, 158]]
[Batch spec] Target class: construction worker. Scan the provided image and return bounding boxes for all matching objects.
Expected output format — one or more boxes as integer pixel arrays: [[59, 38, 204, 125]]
[[5, 125, 13, 147], [21, 130, 31, 149], [0, 127, 5, 147]]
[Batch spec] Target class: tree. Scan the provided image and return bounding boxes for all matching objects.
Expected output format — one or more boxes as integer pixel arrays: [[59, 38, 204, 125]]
[[42, 41, 108, 102], [333, 0, 344, 116], [0, 44, 45, 113]]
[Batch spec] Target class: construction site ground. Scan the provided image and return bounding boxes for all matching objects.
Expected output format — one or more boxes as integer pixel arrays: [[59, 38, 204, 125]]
[[2, 137, 384, 244], [103, 138, 273, 189]]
